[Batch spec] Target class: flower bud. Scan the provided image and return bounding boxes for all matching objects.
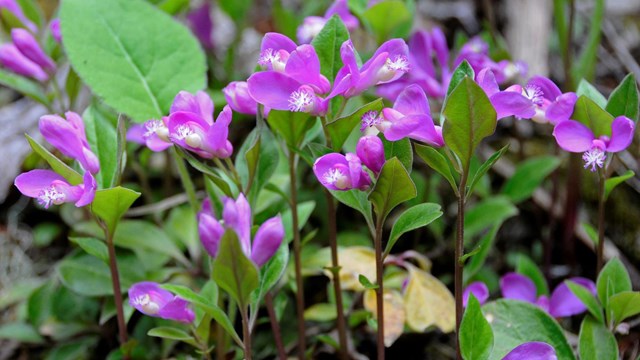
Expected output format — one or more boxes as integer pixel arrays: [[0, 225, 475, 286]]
[[250, 216, 284, 267], [50, 19, 62, 43], [12, 28, 55, 72], [222, 81, 257, 115], [356, 135, 385, 174], [0, 44, 48, 82]]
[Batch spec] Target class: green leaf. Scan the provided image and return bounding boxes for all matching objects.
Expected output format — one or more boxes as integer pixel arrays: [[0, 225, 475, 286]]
[[609, 291, 640, 326], [571, 95, 614, 137], [114, 220, 189, 266], [175, 147, 234, 197], [358, 274, 378, 290], [57, 254, 142, 296], [330, 189, 374, 231], [282, 201, 316, 243], [384, 203, 442, 257], [267, 110, 317, 149], [90, 187, 140, 235], [383, 137, 413, 172], [467, 144, 508, 200], [516, 255, 549, 296], [69, 237, 109, 263], [442, 77, 497, 173], [445, 61, 475, 104], [576, 80, 608, 109], [464, 196, 518, 240], [483, 300, 576, 360], [578, 316, 618, 360], [571, 0, 604, 82], [61, 0, 206, 121], [147, 326, 197, 346], [212, 230, 259, 307], [311, 15, 349, 85], [26, 134, 83, 185], [501, 156, 561, 204], [368, 157, 417, 221], [566, 281, 604, 324], [16, 0, 44, 27], [362, 0, 412, 44], [596, 258, 631, 315], [156, 0, 190, 14], [0, 322, 45, 344], [304, 303, 337, 322], [83, 105, 118, 188], [326, 98, 384, 151], [605, 73, 639, 122], [414, 143, 458, 195], [0, 68, 48, 105], [464, 224, 500, 281], [604, 170, 634, 200], [459, 295, 493, 360], [218, 0, 251, 22], [65, 67, 82, 108], [251, 242, 289, 314]]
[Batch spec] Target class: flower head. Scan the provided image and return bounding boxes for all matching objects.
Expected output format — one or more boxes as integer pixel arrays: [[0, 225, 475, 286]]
[[313, 153, 371, 191], [127, 118, 172, 152], [222, 81, 258, 115], [296, 0, 359, 44], [0, 43, 48, 82], [14, 170, 96, 209], [128, 282, 195, 323], [356, 135, 385, 174]]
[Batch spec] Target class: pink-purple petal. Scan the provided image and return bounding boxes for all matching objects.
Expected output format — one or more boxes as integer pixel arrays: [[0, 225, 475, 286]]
[[463, 281, 489, 307], [261, 32, 297, 54], [605, 116, 635, 152], [549, 277, 596, 318], [14, 169, 65, 197], [247, 71, 301, 110], [393, 84, 430, 115], [500, 272, 538, 304], [490, 91, 536, 120], [552, 120, 595, 153], [502, 342, 557, 360], [250, 216, 284, 267]]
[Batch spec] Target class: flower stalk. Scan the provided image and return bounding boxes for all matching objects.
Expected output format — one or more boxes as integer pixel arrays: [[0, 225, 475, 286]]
[[455, 173, 468, 360], [596, 168, 606, 272], [374, 214, 385, 360]]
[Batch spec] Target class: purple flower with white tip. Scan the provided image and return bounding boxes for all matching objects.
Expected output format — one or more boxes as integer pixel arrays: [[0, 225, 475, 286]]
[[296, 0, 359, 44], [198, 194, 284, 267], [222, 81, 258, 115], [500, 272, 596, 318], [371, 85, 443, 146], [128, 282, 195, 323], [313, 153, 371, 191], [552, 116, 635, 172], [39, 112, 100, 174], [11, 28, 55, 72], [462, 281, 489, 307], [14, 170, 96, 209], [502, 342, 557, 360], [166, 91, 234, 159], [126, 118, 172, 152], [328, 38, 409, 99], [0, 43, 48, 82], [356, 135, 385, 174]]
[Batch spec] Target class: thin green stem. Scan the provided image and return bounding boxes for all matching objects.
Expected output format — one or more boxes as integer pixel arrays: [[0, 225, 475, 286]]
[[265, 292, 287, 360], [596, 169, 606, 272], [224, 157, 242, 189], [50, 76, 67, 112], [241, 305, 252, 360], [374, 215, 385, 360], [455, 172, 468, 360], [216, 293, 227, 360], [172, 147, 199, 213], [190, 325, 212, 360]]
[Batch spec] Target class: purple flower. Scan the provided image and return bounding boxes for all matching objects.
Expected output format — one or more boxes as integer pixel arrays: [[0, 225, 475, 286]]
[[502, 342, 557, 360], [0, 43, 48, 82], [462, 281, 489, 307], [166, 91, 233, 159], [126, 118, 172, 152], [128, 282, 195, 323], [222, 81, 258, 115], [356, 135, 385, 174], [329, 38, 409, 99], [186, 2, 213, 50], [11, 28, 55, 72], [39, 112, 100, 174], [198, 195, 284, 267], [367, 85, 443, 146], [552, 116, 635, 172], [50, 19, 61, 43], [500, 272, 596, 318], [248, 36, 331, 115], [313, 153, 371, 191], [476, 68, 576, 123], [0, 0, 36, 32], [296, 0, 359, 44], [14, 170, 96, 209]]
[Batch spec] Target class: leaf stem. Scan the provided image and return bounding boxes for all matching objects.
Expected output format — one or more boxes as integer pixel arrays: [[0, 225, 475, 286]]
[[241, 305, 252, 360], [288, 153, 307, 360], [374, 214, 385, 360], [102, 222, 129, 358], [596, 169, 606, 273], [171, 147, 199, 213], [265, 292, 287, 360], [455, 172, 468, 360], [190, 325, 212, 360]]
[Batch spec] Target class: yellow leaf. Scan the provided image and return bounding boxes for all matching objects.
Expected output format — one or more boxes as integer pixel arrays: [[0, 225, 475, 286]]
[[325, 246, 376, 291], [363, 289, 406, 347], [403, 265, 455, 333]]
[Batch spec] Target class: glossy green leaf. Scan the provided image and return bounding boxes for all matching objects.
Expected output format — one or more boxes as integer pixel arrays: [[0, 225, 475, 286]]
[[251, 241, 289, 318], [91, 187, 140, 234], [596, 258, 631, 314], [606, 73, 639, 122], [384, 203, 442, 257], [368, 157, 417, 221], [175, 147, 234, 197], [69, 237, 108, 263], [445, 60, 475, 104], [383, 137, 413, 172], [330, 189, 374, 231], [501, 156, 561, 204], [516, 255, 549, 296], [0, 322, 45, 344], [571, 95, 614, 137], [311, 15, 349, 84], [464, 196, 518, 240], [147, 326, 197, 346], [282, 201, 316, 243], [26, 134, 83, 185], [0, 68, 48, 105], [578, 316, 618, 360], [358, 274, 378, 290], [267, 110, 317, 148], [464, 224, 500, 281], [362, 0, 412, 44], [212, 230, 259, 307], [609, 291, 640, 326], [65, 67, 82, 108], [566, 281, 604, 324], [414, 143, 458, 195], [460, 295, 493, 360], [443, 77, 497, 172], [114, 220, 188, 266], [467, 144, 508, 200], [604, 170, 634, 200], [326, 98, 384, 151], [61, 0, 206, 121], [83, 105, 118, 188], [576, 80, 607, 109], [157, 0, 190, 14], [57, 254, 142, 296], [483, 300, 576, 360]]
